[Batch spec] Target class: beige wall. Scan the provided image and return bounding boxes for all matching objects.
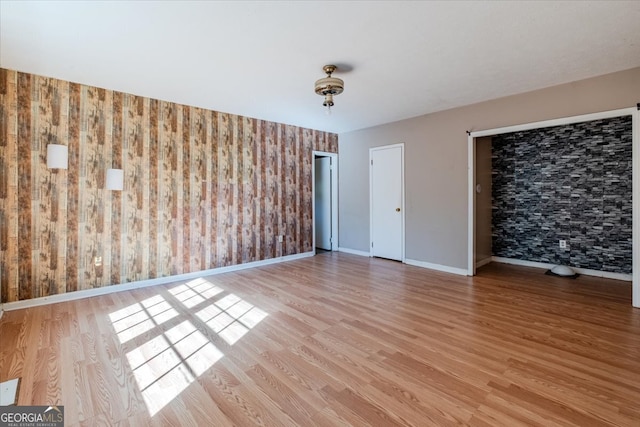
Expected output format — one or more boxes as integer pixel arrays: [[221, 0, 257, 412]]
[[475, 137, 492, 264], [338, 67, 640, 269]]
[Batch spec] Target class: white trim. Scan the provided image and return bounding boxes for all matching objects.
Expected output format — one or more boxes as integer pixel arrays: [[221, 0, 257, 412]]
[[470, 108, 636, 138], [401, 144, 406, 262], [467, 133, 475, 276], [1, 251, 314, 312], [332, 154, 339, 251], [405, 258, 468, 276], [369, 143, 405, 262], [475, 257, 492, 269], [337, 247, 371, 257], [468, 106, 638, 307], [633, 108, 640, 307], [312, 151, 339, 252], [492, 257, 632, 282]]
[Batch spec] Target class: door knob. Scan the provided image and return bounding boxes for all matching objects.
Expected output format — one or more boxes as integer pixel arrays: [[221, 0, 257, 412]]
[[396, 208, 401, 212]]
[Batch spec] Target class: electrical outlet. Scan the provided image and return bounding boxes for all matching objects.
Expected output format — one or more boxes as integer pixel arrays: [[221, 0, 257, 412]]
[[278, 235, 284, 243], [94, 256, 102, 266], [559, 240, 567, 249]]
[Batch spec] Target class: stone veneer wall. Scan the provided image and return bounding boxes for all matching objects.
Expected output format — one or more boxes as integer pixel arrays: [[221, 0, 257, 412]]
[[492, 115, 632, 274]]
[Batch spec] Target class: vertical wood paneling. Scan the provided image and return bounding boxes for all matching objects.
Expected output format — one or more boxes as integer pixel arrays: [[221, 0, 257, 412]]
[[242, 117, 253, 262], [126, 95, 145, 281], [66, 83, 80, 293], [55, 82, 69, 296], [285, 126, 295, 255], [101, 89, 113, 290], [301, 128, 312, 252], [208, 111, 218, 268], [230, 114, 237, 264], [17, 72, 32, 301], [140, 98, 151, 281], [278, 124, 285, 257], [34, 77, 71, 297], [110, 92, 122, 286], [265, 121, 277, 259], [0, 67, 6, 95], [182, 107, 190, 272], [79, 86, 97, 289], [0, 69, 17, 303], [218, 113, 230, 267], [258, 120, 266, 261], [191, 107, 207, 272], [169, 103, 179, 275], [0, 68, 337, 303], [174, 105, 184, 275], [158, 101, 169, 275], [148, 99, 158, 279], [32, 77, 43, 299], [0, 69, 7, 301]]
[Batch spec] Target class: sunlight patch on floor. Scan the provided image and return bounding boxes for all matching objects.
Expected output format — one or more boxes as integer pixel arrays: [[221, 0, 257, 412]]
[[196, 293, 268, 345], [109, 277, 268, 417], [126, 320, 223, 416], [108, 295, 179, 343]]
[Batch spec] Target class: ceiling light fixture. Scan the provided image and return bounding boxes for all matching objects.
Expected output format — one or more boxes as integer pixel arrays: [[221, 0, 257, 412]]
[[315, 65, 344, 114]]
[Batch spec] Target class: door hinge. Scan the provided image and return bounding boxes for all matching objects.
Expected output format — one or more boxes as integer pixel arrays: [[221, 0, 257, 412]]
[[371, 242, 374, 248], [371, 159, 373, 165]]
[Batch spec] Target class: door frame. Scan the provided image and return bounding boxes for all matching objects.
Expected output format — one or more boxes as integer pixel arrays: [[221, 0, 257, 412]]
[[467, 106, 639, 308], [312, 151, 339, 252], [369, 143, 405, 261]]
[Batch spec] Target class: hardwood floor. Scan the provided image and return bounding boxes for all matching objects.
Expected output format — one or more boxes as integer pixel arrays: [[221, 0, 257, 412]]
[[1, 253, 639, 426]]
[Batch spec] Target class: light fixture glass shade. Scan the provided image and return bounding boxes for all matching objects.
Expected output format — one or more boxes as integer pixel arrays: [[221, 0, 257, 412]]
[[314, 76, 344, 96], [315, 65, 344, 110], [106, 168, 124, 191], [47, 144, 68, 169]]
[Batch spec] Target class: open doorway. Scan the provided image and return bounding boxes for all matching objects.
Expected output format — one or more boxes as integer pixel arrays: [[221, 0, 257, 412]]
[[468, 107, 639, 308], [313, 151, 338, 253]]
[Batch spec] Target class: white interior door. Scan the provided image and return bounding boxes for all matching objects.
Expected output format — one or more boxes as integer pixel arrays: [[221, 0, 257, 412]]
[[370, 145, 404, 260], [315, 157, 332, 250]]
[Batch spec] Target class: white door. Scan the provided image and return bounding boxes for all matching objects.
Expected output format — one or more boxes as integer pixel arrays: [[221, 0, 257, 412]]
[[370, 145, 404, 260], [315, 157, 332, 250]]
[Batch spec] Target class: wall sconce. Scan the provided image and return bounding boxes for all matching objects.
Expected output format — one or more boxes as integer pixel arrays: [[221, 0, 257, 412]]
[[105, 168, 124, 191], [46, 144, 68, 169]]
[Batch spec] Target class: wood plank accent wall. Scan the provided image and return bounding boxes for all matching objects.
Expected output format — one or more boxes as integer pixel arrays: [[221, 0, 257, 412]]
[[0, 68, 337, 303]]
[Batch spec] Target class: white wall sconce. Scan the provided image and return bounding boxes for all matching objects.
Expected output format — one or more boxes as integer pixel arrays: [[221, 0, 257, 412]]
[[46, 144, 68, 169], [106, 168, 124, 191]]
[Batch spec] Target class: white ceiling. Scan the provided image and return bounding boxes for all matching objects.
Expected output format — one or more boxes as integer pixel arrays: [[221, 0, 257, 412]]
[[1, 1, 639, 134]]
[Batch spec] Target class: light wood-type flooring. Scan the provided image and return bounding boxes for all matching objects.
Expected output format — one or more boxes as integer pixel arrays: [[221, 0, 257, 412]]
[[1, 253, 639, 426]]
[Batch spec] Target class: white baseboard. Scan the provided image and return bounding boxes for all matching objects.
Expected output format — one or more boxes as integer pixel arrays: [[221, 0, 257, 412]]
[[492, 256, 632, 282], [337, 247, 371, 257], [475, 257, 492, 269], [404, 259, 468, 276], [1, 251, 315, 312]]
